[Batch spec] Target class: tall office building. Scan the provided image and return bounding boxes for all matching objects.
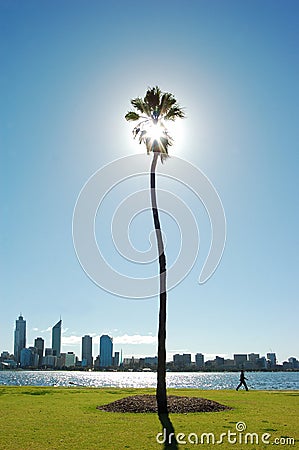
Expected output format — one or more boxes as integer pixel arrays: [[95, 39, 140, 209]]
[[99, 335, 113, 367], [52, 319, 62, 356], [113, 351, 120, 367], [14, 315, 26, 364], [82, 335, 93, 368], [34, 337, 44, 367], [267, 353, 277, 368]]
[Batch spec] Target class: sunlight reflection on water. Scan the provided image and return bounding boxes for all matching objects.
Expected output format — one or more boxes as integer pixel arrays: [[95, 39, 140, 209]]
[[0, 371, 298, 390]]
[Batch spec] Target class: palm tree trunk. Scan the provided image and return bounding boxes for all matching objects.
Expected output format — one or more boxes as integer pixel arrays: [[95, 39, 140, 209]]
[[150, 152, 168, 414]]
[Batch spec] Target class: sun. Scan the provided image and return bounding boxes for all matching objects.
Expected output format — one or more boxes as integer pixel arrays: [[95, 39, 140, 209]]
[[146, 123, 165, 141], [126, 116, 185, 157]]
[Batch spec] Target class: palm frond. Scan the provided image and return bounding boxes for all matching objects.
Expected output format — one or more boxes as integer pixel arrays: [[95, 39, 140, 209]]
[[130, 97, 144, 113], [144, 86, 161, 110], [132, 126, 140, 138], [164, 105, 185, 121], [159, 93, 176, 116], [131, 97, 151, 117], [138, 130, 147, 145], [125, 111, 140, 122], [159, 137, 170, 163], [145, 137, 151, 155], [160, 153, 169, 163]]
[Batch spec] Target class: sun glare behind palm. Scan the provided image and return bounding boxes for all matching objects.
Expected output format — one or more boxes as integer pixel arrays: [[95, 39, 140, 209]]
[[125, 86, 185, 161], [147, 123, 164, 141]]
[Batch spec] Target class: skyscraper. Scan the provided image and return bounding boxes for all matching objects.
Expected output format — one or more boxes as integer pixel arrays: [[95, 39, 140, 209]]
[[113, 351, 120, 367], [267, 353, 277, 368], [52, 319, 62, 356], [82, 335, 93, 368], [34, 337, 44, 367], [14, 314, 26, 364], [99, 335, 113, 367]]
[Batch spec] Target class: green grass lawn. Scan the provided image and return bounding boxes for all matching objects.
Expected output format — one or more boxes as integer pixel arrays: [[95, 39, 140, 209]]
[[0, 387, 298, 449]]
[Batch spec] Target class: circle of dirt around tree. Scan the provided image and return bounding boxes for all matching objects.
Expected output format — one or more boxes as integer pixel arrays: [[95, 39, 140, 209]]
[[97, 395, 232, 413]]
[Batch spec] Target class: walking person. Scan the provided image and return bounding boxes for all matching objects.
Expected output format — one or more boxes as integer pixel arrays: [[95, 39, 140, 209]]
[[236, 369, 249, 391]]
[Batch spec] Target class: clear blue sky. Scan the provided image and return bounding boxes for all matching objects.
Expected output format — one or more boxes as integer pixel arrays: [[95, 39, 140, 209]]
[[1, 0, 298, 363]]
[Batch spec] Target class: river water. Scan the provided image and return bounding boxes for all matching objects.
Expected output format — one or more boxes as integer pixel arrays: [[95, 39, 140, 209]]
[[0, 371, 298, 390]]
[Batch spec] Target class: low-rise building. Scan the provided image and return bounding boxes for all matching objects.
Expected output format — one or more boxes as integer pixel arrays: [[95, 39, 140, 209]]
[[234, 354, 248, 369], [195, 353, 204, 368]]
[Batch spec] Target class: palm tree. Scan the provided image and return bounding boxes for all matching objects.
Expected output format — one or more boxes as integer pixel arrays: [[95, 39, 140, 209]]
[[125, 86, 185, 414]]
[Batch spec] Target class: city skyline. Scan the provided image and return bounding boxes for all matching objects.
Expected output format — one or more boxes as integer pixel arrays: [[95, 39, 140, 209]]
[[1, 1, 298, 364], [4, 313, 298, 365]]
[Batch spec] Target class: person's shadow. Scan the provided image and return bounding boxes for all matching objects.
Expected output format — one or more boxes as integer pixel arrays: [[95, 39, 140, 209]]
[[158, 412, 178, 449]]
